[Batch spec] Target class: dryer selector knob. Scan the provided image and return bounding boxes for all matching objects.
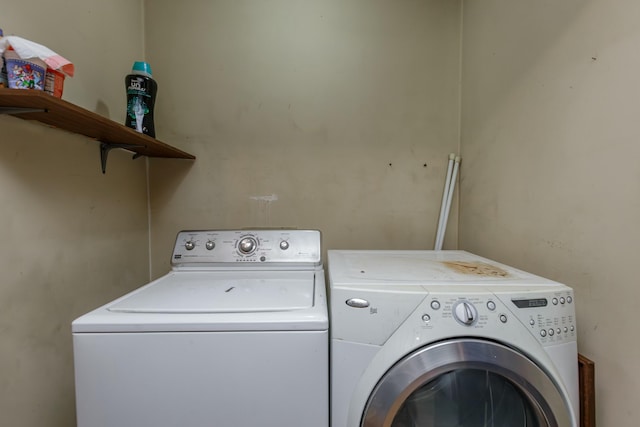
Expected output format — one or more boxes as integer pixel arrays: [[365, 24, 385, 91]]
[[453, 300, 478, 326]]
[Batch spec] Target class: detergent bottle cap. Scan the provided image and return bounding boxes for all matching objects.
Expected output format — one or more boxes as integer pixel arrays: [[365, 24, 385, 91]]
[[132, 61, 153, 78]]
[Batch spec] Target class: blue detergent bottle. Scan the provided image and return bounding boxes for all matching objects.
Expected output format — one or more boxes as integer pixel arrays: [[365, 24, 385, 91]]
[[125, 61, 157, 137]]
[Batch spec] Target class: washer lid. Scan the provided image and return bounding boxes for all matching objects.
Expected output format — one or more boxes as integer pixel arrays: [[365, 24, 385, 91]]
[[108, 270, 315, 313]]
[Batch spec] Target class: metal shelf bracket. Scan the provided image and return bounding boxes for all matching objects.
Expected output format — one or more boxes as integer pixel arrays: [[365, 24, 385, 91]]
[[99, 142, 144, 174]]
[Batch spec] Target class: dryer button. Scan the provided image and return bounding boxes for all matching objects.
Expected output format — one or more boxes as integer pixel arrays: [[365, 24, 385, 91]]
[[487, 301, 496, 311], [346, 298, 370, 308], [430, 300, 441, 310]]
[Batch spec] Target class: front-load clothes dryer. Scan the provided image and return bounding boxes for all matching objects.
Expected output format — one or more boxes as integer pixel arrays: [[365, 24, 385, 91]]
[[328, 250, 578, 427], [73, 229, 328, 427]]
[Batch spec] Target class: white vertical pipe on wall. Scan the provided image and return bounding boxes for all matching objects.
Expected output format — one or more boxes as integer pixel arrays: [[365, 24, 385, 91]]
[[436, 155, 460, 250], [435, 153, 456, 250]]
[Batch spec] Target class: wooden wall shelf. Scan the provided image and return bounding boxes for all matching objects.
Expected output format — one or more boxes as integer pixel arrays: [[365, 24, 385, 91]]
[[0, 88, 195, 172]]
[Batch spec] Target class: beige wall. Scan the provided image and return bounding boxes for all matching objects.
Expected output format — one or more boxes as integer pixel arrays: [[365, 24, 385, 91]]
[[144, 0, 462, 277], [460, 0, 640, 425], [0, 2, 149, 426], [9, 0, 634, 425]]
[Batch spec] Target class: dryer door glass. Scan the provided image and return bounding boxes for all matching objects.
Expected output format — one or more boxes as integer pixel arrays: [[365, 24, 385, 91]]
[[362, 339, 573, 427], [393, 369, 540, 426]]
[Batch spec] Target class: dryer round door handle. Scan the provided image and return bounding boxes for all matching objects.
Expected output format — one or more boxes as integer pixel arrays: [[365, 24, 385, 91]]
[[346, 298, 370, 308], [453, 300, 478, 326]]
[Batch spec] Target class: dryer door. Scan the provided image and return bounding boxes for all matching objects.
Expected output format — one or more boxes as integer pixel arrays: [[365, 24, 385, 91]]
[[362, 339, 573, 427]]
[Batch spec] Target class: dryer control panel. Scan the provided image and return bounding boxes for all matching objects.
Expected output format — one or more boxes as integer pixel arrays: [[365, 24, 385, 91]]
[[499, 290, 577, 346], [420, 289, 576, 347], [171, 229, 322, 266]]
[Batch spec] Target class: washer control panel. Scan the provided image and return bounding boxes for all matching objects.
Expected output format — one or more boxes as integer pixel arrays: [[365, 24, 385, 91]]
[[419, 289, 576, 347], [171, 229, 321, 265]]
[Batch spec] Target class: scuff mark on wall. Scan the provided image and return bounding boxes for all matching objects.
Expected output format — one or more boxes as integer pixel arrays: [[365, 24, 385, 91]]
[[249, 194, 278, 226], [250, 194, 279, 202]]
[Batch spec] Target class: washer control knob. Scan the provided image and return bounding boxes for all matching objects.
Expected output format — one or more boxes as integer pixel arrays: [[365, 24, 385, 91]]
[[185, 241, 195, 251], [279, 240, 290, 250], [205, 241, 215, 250], [238, 237, 257, 254], [453, 301, 477, 326]]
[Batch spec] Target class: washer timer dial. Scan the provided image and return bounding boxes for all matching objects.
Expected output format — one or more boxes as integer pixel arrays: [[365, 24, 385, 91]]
[[238, 236, 258, 255]]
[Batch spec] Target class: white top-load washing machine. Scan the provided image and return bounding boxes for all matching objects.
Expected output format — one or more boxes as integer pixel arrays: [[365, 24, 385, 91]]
[[329, 250, 578, 427], [73, 229, 328, 427]]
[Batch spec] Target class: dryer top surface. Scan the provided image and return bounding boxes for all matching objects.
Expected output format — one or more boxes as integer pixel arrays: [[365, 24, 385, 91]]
[[328, 250, 565, 291]]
